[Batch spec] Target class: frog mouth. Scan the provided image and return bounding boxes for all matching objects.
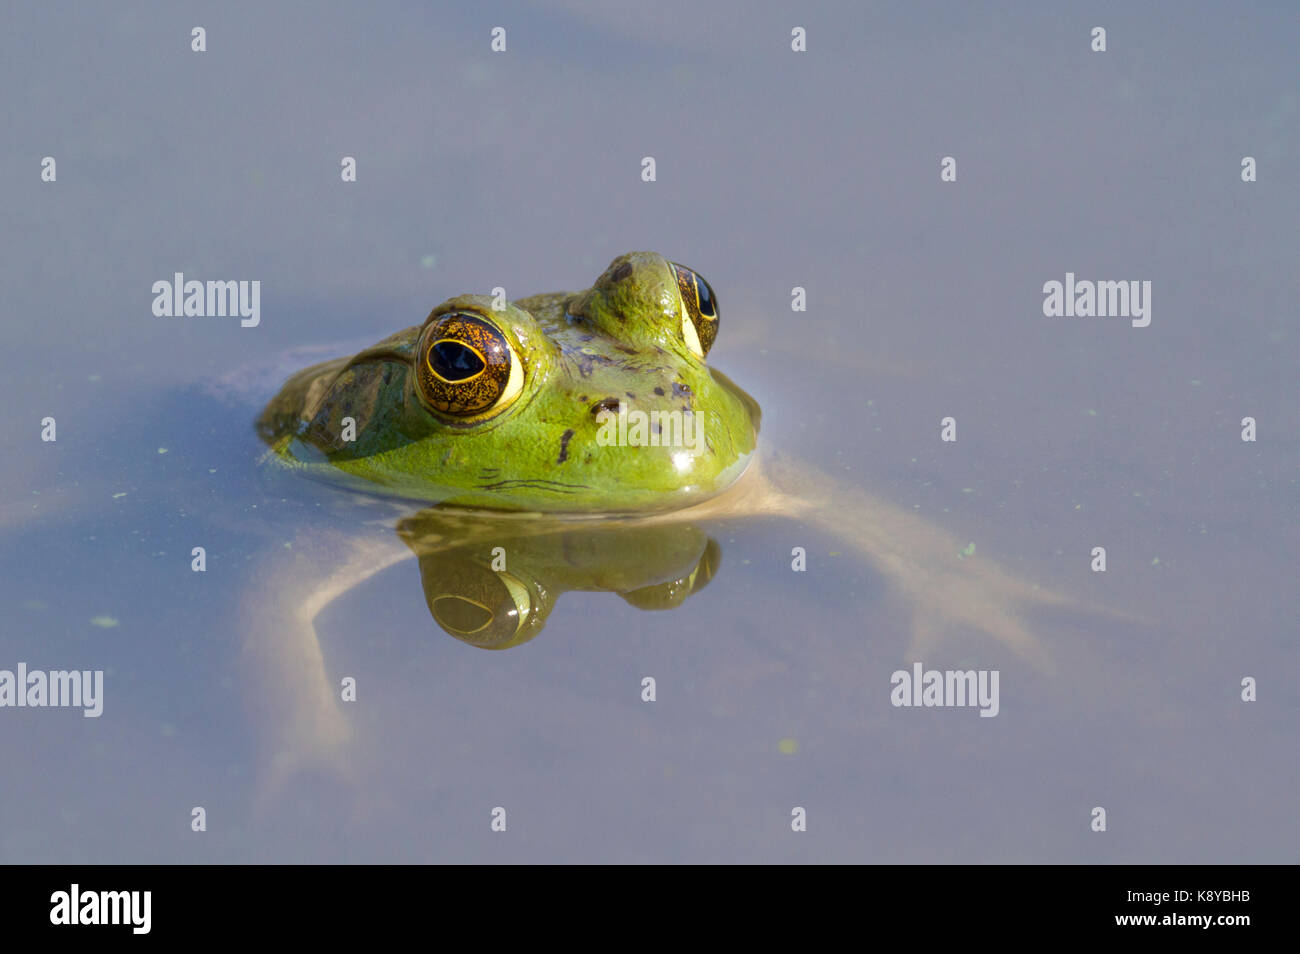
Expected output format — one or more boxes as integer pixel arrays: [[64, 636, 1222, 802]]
[[472, 477, 590, 496]]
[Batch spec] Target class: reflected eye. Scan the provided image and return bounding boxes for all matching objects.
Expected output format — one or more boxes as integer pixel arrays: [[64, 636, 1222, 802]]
[[416, 312, 524, 420], [423, 564, 535, 649], [668, 261, 719, 358], [431, 594, 496, 635]]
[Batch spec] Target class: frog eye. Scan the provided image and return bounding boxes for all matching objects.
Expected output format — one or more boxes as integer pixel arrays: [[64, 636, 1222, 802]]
[[416, 312, 524, 420], [421, 560, 539, 649], [429, 572, 532, 647], [668, 261, 719, 358]]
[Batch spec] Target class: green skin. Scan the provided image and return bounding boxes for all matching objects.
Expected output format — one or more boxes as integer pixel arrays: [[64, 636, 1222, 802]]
[[258, 251, 760, 512]]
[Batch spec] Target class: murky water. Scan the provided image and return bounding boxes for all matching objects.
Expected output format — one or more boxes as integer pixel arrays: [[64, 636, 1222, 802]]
[[1, 1, 1296, 862]]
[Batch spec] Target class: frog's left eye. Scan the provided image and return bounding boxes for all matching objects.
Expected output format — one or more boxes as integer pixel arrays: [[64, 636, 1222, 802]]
[[416, 312, 523, 421], [668, 262, 719, 359]]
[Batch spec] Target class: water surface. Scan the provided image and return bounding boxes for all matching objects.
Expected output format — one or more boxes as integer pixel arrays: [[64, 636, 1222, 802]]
[[1, 0, 1296, 862]]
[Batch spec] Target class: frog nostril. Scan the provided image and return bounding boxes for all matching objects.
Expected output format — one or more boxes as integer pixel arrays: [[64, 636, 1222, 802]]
[[610, 262, 633, 282], [590, 396, 621, 416]]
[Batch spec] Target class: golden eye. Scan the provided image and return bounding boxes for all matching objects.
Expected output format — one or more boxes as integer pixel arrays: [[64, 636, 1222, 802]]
[[416, 312, 523, 420], [668, 261, 719, 358]]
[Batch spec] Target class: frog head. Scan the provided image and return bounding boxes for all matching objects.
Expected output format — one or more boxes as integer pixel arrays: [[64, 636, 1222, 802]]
[[257, 252, 760, 513]]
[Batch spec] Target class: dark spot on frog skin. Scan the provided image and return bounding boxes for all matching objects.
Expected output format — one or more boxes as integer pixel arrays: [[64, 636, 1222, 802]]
[[653, 387, 665, 396], [557, 428, 575, 464], [626, 391, 636, 399], [615, 344, 638, 353], [672, 381, 692, 398], [591, 396, 621, 416], [579, 394, 588, 402], [610, 262, 633, 282]]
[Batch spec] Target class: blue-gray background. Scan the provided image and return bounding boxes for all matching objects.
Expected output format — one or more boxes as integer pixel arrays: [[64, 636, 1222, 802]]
[[1, 1, 1295, 861]]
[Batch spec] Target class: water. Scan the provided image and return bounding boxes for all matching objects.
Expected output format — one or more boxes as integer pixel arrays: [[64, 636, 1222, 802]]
[[1, 1, 1296, 862]]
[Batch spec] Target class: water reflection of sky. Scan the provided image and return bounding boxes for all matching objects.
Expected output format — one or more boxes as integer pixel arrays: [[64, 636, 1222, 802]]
[[1, 1, 1296, 861]]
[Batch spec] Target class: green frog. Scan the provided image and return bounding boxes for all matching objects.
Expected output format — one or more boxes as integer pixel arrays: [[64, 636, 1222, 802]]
[[253, 251, 1093, 667], [258, 251, 758, 512], [246, 251, 1126, 799]]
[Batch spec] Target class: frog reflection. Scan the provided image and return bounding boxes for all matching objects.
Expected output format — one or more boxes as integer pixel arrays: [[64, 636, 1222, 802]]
[[396, 510, 722, 649]]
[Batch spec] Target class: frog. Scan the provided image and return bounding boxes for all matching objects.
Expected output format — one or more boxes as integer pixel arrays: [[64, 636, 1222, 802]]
[[256, 251, 759, 513], [243, 253, 1135, 800]]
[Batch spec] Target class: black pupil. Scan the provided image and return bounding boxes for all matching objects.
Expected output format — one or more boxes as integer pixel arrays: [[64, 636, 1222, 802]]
[[694, 276, 717, 318], [431, 340, 485, 380]]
